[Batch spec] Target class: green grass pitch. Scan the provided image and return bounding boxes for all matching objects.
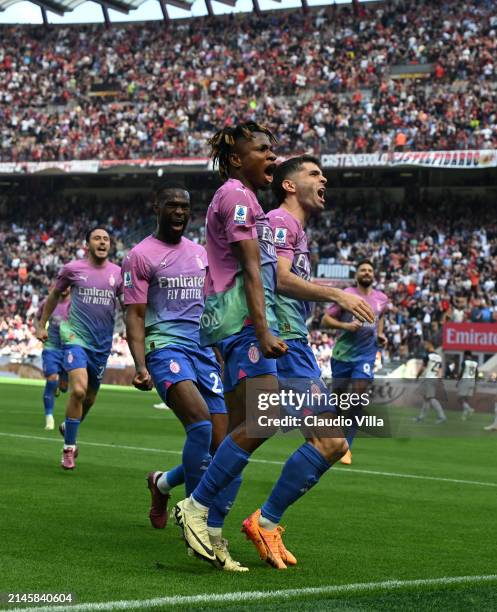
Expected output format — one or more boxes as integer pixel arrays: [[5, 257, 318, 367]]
[[0, 380, 496, 610]]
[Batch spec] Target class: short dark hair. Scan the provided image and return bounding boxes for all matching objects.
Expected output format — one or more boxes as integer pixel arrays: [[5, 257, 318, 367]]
[[356, 258, 375, 271], [153, 182, 189, 207], [208, 122, 276, 181], [272, 155, 321, 205], [85, 226, 110, 243]]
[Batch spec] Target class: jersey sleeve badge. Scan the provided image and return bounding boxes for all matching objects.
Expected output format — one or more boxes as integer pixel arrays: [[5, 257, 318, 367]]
[[274, 228, 287, 245], [234, 205, 248, 225]]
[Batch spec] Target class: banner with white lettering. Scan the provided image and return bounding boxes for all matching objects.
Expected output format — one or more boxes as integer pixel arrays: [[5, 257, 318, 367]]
[[443, 322, 497, 352], [321, 150, 497, 169], [0, 158, 210, 175]]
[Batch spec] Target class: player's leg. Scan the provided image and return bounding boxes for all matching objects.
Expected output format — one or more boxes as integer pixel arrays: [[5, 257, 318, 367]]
[[459, 388, 475, 420], [194, 349, 248, 571], [175, 375, 275, 562], [174, 328, 278, 562], [43, 374, 59, 430], [41, 349, 61, 430], [146, 348, 212, 531], [243, 342, 346, 569], [430, 399, 446, 422], [330, 358, 356, 463], [61, 365, 88, 470], [484, 403, 497, 431], [58, 369, 69, 394]]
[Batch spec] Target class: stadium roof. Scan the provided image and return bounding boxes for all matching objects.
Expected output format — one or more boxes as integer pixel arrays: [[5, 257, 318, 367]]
[[0, 0, 344, 25]]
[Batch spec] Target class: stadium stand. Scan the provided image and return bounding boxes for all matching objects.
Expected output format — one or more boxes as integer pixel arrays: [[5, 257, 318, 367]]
[[0, 0, 496, 161]]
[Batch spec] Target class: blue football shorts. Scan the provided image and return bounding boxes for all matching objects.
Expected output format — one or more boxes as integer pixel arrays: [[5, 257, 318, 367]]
[[63, 344, 109, 391], [146, 344, 226, 414], [216, 325, 278, 393]]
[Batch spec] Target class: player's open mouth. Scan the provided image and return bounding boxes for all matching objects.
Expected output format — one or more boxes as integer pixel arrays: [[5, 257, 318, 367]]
[[317, 187, 326, 203], [264, 163, 277, 183]]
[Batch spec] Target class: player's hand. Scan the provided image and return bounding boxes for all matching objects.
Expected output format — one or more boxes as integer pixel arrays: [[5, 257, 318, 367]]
[[344, 320, 363, 333], [35, 327, 48, 342], [336, 291, 375, 324], [133, 367, 154, 391], [377, 333, 387, 347], [257, 330, 288, 359]]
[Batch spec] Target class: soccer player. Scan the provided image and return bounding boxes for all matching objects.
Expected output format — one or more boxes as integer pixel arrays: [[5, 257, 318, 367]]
[[36, 227, 122, 469], [457, 350, 478, 420], [173, 126, 374, 569], [36, 288, 70, 430], [240, 155, 376, 567], [414, 341, 447, 424], [123, 185, 246, 571], [322, 259, 389, 464]]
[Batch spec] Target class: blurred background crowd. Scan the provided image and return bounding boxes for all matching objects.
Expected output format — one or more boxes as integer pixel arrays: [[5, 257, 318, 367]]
[[1, 0, 497, 161]]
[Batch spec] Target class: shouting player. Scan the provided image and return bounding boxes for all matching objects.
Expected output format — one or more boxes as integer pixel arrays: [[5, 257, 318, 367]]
[[123, 185, 246, 571], [36, 288, 70, 430], [36, 227, 122, 469], [173, 127, 373, 569], [240, 155, 375, 567], [322, 259, 389, 464]]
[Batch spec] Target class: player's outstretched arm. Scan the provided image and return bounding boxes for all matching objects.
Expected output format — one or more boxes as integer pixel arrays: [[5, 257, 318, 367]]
[[231, 240, 287, 358], [35, 288, 61, 342], [321, 313, 362, 332], [125, 303, 153, 391], [276, 257, 374, 323]]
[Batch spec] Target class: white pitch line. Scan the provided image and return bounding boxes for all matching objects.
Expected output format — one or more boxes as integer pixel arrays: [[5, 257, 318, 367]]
[[1, 431, 496, 488], [5, 574, 497, 612]]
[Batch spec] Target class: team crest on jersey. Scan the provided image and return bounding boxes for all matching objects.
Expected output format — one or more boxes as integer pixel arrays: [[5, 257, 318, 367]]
[[67, 351, 73, 364], [195, 255, 204, 269], [248, 344, 260, 364], [274, 228, 287, 246], [124, 271, 133, 288], [109, 274, 116, 287], [169, 360, 181, 374], [234, 205, 248, 225]]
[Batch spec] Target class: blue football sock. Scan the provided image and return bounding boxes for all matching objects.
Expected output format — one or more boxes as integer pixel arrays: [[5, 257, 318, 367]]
[[193, 435, 250, 508], [183, 420, 212, 496], [165, 464, 185, 489], [207, 474, 243, 528], [346, 407, 362, 448], [64, 417, 81, 445], [261, 442, 331, 524], [43, 380, 58, 416]]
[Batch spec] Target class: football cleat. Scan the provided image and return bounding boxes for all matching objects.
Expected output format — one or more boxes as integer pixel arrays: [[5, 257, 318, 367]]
[[44, 415, 55, 431], [211, 538, 249, 572], [435, 417, 447, 424], [276, 526, 297, 566], [147, 472, 170, 529], [483, 423, 497, 431], [340, 449, 352, 465], [172, 498, 215, 562], [241, 509, 287, 569], [61, 446, 76, 470]]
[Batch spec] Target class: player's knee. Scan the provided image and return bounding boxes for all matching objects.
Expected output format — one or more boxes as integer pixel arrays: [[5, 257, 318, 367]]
[[70, 385, 87, 403], [312, 437, 349, 463]]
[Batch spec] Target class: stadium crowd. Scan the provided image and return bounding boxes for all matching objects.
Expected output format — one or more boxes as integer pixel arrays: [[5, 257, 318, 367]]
[[1, 192, 495, 370], [0, 0, 497, 161]]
